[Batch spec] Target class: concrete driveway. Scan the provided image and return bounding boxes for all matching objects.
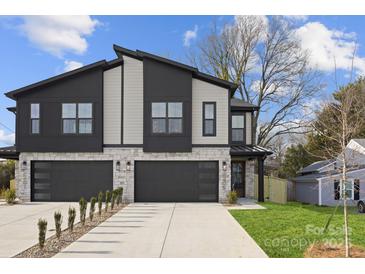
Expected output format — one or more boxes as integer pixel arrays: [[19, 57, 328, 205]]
[[56, 203, 267, 258], [0, 202, 82, 257]]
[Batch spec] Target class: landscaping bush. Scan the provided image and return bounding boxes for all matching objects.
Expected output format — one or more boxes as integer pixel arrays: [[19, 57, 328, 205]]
[[37, 218, 47, 249], [105, 190, 111, 212], [54, 211, 62, 239], [116, 187, 123, 206], [4, 188, 16, 204], [90, 196, 97, 221], [68, 207, 76, 232], [111, 190, 117, 210], [227, 190, 238, 204], [10, 179, 16, 191], [0, 187, 5, 199], [79, 197, 87, 225], [98, 191, 103, 216]]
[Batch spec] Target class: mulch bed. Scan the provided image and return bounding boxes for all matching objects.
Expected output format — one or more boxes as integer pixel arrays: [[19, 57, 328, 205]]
[[14, 204, 127, 258], [305, 243, 365, 258]]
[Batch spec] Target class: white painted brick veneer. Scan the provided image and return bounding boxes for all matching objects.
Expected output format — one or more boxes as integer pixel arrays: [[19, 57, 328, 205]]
[[16, 147, 233, 203]]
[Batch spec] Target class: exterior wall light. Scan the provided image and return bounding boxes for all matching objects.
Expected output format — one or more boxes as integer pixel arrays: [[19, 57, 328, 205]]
[[126, 161, 131, 171], [116, 161, 121, 171], [222, 161, 227, 171], [22, 160, 27, 170]]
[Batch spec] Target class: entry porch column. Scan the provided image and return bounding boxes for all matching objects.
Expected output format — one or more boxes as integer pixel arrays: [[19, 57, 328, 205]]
[[257, 156, 265, 202]]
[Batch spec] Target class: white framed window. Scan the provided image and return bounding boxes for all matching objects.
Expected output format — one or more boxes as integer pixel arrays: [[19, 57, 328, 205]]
[[340, 179, 354, 200], [30, 103, 40, 134]]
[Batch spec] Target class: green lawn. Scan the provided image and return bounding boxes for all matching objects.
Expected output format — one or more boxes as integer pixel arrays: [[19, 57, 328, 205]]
[[230, 202, 365, 258]]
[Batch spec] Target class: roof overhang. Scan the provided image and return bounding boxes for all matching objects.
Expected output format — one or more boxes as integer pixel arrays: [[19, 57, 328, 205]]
[[230, 145, 273, 157], [7, 107, 16, 114], [0, 146, 18, 160], [231, 106, 259, 112]]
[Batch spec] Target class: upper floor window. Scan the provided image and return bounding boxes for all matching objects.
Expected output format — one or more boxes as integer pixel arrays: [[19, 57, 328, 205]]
[[62, 103, 93, 134], [152, 102, 183, 134], [30, 103, 40, 134], [203, 102, 216, 136], [232, 115, 245, 143]]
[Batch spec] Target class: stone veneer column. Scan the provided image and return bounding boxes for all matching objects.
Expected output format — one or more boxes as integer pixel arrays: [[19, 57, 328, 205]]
[[245, 160, 255, 198]]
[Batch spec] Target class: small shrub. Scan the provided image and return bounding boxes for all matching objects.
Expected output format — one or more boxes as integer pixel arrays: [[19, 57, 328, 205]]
[[227, 190, 238, 204], [79, 197, 87, 225], [68, 207, 76, 232], [4, 188, 16, 204], [90, 197, 97, 221], [0, 187, 6, 199], [98, 191, 103, 216], [37, 218, 47, 249], [105, 190, 111, 212], [116, 187, 123, 206], [54, 211, 62, 239], [10, 179, 16, 190], [111, 190, 117, 210]]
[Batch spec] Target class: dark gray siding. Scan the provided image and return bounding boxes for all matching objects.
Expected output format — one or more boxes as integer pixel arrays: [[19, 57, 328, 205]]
[[15, 68, 103, 152], [143, 58, 192, 152], [295, 181, 319, 204]]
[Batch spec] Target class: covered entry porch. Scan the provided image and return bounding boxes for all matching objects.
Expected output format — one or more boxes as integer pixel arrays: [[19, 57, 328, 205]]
[[230, 145, 272, 202]]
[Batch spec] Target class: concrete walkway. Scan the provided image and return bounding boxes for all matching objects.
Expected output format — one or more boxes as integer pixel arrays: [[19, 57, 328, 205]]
[[56, 203, 267, 258], [0, 202, 84, 257], [225, 198, 266, 210]]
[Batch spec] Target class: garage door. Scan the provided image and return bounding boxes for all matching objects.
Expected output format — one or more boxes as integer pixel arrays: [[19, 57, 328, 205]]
[[31, 161, 113, 202], [135, 161, 218, 202]]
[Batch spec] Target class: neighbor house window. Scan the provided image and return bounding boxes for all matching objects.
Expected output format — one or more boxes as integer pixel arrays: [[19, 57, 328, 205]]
[[62, 103, 92, 134], [203, 102, 216, 136], [232, 115, 245, 142], [30, 103, 40, 134], [152, 102, 183, 134], [335, 179, 354, 200]]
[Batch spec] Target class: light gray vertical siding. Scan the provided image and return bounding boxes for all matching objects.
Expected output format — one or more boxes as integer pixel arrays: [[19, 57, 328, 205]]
[[123, 56, 143, 144], [192, 79, 229, 145], [321, 170, 365, 206], [103, 66, 122, 144], [246, 112, 252, 145], [295, 181, 319, 204]]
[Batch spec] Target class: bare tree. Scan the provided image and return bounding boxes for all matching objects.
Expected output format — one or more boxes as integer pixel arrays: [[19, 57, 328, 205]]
[[311, 80, 365, 257], [188, 16, 322, 146], [308, 47, 365, 256]]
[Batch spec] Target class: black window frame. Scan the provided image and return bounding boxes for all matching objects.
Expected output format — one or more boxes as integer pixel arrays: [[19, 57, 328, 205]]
[[30, 103, 40, 135], [231, 113, 245, 144], [62, 103, 93, 135], [203, 102, 216, 137], [151, 102, 183, 135]]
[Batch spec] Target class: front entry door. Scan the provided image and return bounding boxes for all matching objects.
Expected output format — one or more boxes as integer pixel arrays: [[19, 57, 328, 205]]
[[231, 162, 245, 197]]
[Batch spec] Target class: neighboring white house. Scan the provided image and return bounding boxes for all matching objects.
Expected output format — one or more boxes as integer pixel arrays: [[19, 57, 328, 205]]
[[291, 139, 365, 206]]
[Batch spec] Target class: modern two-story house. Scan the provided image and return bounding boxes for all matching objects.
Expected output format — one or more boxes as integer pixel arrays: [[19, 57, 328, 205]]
[[0, 45, 272, 203]]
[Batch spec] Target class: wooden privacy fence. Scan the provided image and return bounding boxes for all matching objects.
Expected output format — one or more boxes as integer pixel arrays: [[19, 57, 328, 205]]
[[254, 175, 287, 204]]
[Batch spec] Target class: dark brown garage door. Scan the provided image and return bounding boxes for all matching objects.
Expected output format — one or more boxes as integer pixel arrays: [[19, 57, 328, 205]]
[[135, 161, 218, 202], [31, 161, 113, 202]]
